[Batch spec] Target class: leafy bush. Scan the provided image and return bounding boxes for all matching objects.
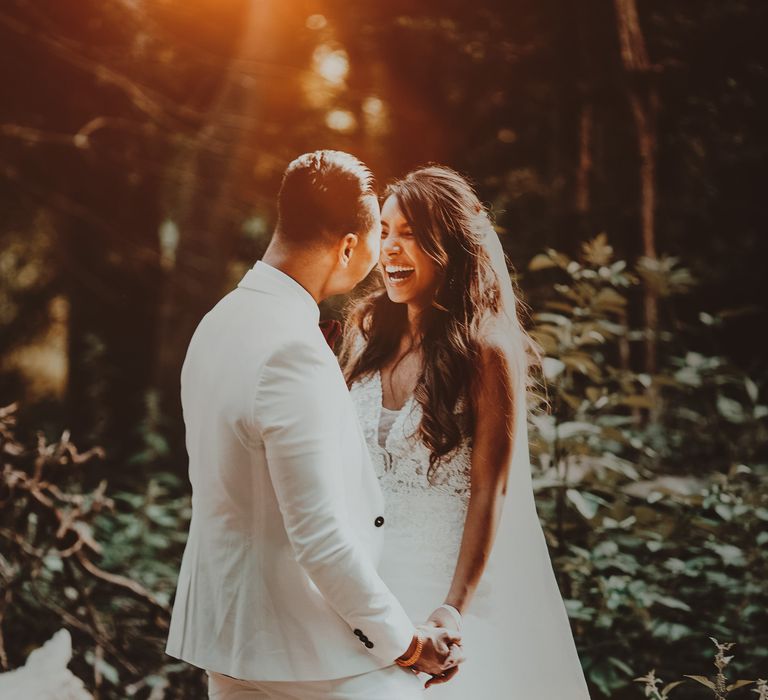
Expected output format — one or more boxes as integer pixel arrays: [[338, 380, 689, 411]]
[[0, 404, 203, 697], [527, 235, 768, 697], [634, 638, 766, 699]]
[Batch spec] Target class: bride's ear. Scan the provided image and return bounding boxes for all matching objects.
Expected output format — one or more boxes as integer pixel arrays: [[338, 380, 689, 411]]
[[338, 232, 359, 267]]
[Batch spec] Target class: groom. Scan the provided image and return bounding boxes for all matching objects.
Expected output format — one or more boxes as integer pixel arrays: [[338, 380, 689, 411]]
[[165, 151, 462, 698]]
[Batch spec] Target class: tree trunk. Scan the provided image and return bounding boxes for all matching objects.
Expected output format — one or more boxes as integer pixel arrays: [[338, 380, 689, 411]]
[[613, 0, 661, 399], [630, 89, 660, 378], [575, 101, 593, 219]]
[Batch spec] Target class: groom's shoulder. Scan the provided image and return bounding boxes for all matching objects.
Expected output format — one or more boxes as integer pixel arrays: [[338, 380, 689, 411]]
[[202, 286, 303, 334], [204, 287, 327, 359]]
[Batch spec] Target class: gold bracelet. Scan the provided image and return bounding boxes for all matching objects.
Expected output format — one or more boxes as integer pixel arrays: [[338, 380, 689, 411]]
[[396, 634, 424, 667]]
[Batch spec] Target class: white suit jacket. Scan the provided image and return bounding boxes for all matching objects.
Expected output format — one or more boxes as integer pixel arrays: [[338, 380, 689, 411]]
[[165, 262, 415, 681]]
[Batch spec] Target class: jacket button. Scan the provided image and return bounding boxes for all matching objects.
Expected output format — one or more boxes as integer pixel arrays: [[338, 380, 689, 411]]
[[365, 641, 374, 649], [353, 629, 363, 637], [374, 516, 385, 527]]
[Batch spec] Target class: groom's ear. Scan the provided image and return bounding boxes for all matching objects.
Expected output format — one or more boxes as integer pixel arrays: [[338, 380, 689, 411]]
[[338, 232, 359, 267]]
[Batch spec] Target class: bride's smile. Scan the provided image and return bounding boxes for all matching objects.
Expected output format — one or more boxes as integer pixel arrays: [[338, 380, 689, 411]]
[[379, 195, 440, 307], [383, 264, 415, 286]]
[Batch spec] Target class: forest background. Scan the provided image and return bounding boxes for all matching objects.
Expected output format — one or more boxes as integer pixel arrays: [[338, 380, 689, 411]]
[[1, 1, 766, 698]]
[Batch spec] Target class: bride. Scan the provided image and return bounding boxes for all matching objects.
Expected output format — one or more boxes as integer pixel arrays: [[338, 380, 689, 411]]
[[340, 166, 591, 697]]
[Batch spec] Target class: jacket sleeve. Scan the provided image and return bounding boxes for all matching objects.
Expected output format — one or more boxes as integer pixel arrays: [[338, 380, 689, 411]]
[[252, 339, 415, 663]]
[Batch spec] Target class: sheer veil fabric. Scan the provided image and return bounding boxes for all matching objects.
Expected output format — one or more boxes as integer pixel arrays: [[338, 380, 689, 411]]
[[456, 217, 591, 696]]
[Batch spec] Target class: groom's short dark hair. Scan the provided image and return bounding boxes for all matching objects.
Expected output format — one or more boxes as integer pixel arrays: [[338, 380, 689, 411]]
[[276, 150, 377, 245]]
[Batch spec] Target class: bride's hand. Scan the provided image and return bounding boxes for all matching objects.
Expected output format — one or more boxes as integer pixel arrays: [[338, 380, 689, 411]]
[[426, 605, 460, 632], [422, 607, 464, 688]]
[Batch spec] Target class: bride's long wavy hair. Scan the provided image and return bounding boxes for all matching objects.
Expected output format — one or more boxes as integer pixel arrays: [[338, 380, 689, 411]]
[[340, 165, 539, 481]]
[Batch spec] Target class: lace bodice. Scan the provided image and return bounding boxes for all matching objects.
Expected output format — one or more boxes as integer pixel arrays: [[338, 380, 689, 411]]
[[349, 369, 592, 699], [350, 370, 472, 498], [350, 369, 482, 614]]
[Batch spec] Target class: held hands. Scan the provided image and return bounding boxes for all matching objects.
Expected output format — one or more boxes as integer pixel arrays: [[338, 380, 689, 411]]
[[396, 623, 464, 688], [421, 605, 464, 687]]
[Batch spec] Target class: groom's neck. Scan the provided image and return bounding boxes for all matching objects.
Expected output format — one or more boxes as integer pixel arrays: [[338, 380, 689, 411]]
[[261, 241, 330, 305]]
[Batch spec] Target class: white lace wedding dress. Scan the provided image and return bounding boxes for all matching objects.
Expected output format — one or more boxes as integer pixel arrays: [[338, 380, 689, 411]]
[[350, 369, 591, 698]]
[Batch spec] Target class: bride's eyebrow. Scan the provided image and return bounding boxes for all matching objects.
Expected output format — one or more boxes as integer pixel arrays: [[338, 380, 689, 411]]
[[381, 218, 410, 231]]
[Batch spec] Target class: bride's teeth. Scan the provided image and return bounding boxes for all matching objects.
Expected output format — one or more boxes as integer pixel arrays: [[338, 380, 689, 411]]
[[383, 263, 415, 286]]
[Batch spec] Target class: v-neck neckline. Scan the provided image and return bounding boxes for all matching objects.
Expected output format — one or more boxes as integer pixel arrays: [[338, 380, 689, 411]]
[[374, 369, 417, 452], [376, 368, 414, 413]]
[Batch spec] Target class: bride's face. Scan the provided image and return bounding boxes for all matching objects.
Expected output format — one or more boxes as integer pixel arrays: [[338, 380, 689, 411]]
[[379, 195, 441, 308]]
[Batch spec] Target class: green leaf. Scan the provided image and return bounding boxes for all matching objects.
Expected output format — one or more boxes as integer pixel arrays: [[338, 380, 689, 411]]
[[674, 366, 703, 387], [704, 541, 747, 567], [96, 657, 120, 685], [566, 489, 600, 519], [684, 675, 717, 690], [714, 504, 733, 521], [653, 595, 692, 612], [593, 539, 619, 558], [85, 651, 120, 685], [581, 233, 614, 266], [543, 301, 574, 314], [42, 553, 63, 573], [541, 357, 565, 380], [620, 394, 654, 409], [652, 622, 692, 642], [593, 287, 627, 311], [589, 658, 625, 695], [561, 352, 602, 379], [534, 312, 571, 326], [717, 395, 745, 423], [755, 508, 768, 522], [607, 656, 635, 676], [529, 253, 559, 271], [556, 421, 602, 440], [726, 680, 754, 691]]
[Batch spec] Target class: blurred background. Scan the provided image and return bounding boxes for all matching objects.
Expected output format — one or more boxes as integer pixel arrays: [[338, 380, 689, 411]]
[[1, 1, 766, 698]]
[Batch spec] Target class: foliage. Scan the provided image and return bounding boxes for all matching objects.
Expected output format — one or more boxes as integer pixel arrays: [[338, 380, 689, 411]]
[[634, 638, 765, 699], [2, 236, 766, 698], [527, 235, 768, 697], [0, 404, 202, 698], [2, 236, 766, 699]]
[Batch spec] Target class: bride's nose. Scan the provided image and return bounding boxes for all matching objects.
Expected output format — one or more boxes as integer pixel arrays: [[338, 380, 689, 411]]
[[382, 238, 403, 258]]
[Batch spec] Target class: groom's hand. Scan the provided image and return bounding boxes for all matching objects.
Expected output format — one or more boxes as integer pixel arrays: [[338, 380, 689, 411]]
[[409, 625, 464, 677], [424, 646, 462, 688]]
